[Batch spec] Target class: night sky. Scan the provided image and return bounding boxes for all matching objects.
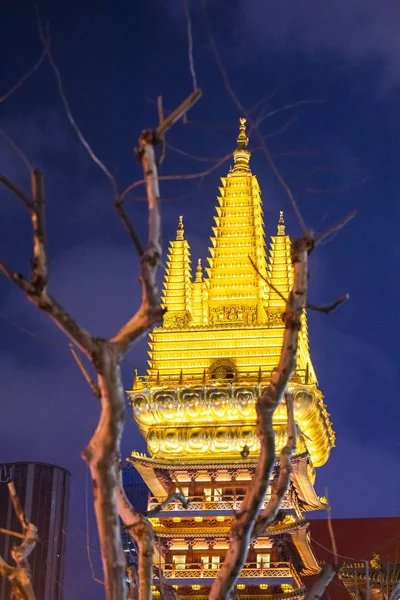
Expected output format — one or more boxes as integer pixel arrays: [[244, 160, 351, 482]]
[[1, 1, 400, 597]]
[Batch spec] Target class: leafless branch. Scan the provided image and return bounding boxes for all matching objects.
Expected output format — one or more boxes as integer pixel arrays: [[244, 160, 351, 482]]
[[69, 344, 101, 398], [33, 3, 118, 193], [249, 255, 288, 305], [0, 527, 25, 540], [145, 493, 189, 518], [251, 393, 297, 539], [314, 210, 357, 246], [182, 0, 198, 90], [202, 0, 309, 236], [116, 472, 154, 600], [0, 175, 33, 209], [304, 564, 338, 600], [209, 237, 311, 600], [156, 95, 166, 167], [0, 483, 38, 600], [85, 469, 104, 585], [325, 490, 338, 567], [119, 152, 231, 203], [307, 294, 349, 314], [0, 40, 48, 104], [265, 115, 298, 139], [1, 129, 33, 172], [114, 199, 144, 256]]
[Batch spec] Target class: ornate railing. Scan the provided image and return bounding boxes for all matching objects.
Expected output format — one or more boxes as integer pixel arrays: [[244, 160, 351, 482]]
[[133, 368, 309, 390], [163, 561, 301, 585], [148, 494, 292, 512]]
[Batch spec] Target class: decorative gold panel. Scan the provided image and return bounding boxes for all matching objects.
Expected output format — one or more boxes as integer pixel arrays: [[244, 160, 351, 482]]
[[130, 383, 334, 466]]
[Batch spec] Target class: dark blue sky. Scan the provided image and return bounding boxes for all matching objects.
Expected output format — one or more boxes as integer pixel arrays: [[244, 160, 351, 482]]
[[1, 1, 400, 597]]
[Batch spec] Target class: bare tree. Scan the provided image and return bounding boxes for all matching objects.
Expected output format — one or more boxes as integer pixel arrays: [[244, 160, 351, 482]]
[[0, 482, 38, 600], [0, 90, 200, 600]]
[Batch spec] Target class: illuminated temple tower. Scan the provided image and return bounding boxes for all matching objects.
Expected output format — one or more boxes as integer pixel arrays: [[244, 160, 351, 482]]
[[128, 118, 335, 599]]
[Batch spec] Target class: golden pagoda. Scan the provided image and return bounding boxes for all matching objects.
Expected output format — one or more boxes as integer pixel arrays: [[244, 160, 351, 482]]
[[128, 118, 335, 599]]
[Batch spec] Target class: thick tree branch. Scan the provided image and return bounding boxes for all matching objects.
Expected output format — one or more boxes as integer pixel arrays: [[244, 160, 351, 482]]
[[117, 472, 154, 600], [209, 237, 310, 600], [112, 90, 201, 355], [251, 393, 297, 540]]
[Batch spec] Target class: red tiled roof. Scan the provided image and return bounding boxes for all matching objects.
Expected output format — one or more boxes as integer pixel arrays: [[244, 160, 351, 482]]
[[304, 517, 400, 599]]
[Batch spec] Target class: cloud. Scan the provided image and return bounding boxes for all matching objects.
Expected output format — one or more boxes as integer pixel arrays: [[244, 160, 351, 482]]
[[239, 0, 400, 88]]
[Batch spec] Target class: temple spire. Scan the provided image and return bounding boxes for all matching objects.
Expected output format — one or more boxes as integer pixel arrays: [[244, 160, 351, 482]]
[[176, 215, 184, 240], [277, 210, 285, 236], [161, 216, 192, 327], [232, 117, 251, 174], [195, 258, 203, 283]]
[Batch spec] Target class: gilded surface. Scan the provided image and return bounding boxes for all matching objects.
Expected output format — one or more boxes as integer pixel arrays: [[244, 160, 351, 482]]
[[130, 384, 334, 466]]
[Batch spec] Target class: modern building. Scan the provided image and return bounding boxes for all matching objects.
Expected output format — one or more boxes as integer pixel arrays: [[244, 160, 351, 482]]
[[309, 517, 400, 599], [127, 118, 335, 599], [0, 462, 70, 600], [121, 464, 149, 567]]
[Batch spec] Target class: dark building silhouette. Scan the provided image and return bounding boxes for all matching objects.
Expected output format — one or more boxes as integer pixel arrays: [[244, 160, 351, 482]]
[[0, 462, 70, 600], [121, 464, 149, 566]]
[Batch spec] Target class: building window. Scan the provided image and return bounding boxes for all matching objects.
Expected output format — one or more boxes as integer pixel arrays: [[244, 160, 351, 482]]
[[172, 555, 186, 570], [201, 556, 220, 569], [204, 488, 223, 501], [256, 554, 270, 569]]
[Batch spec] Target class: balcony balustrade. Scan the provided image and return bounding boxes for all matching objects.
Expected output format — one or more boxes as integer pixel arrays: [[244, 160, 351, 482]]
[[162, 561, 302, 587], [133, 368, 308, 390], [148, 493, 292, 513]]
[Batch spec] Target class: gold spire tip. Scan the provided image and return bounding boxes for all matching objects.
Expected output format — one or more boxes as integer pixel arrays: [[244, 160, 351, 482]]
[[277, 210, 285, 236], [232, 117, 250, 173], [236, 116, 248, 149], [176, 215, 184, 240], [195, 258, 203, 282]]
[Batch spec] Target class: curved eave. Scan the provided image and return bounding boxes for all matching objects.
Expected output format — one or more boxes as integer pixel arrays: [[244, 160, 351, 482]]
[[292, 456, 327, 511]]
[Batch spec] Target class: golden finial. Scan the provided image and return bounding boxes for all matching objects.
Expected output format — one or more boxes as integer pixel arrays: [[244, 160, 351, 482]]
[[232, 117, 251, 174], [236, 117, 249, 148], [195, 258, 203, 282], [277, 210, 285, 236], [176, 215, 184, 240]]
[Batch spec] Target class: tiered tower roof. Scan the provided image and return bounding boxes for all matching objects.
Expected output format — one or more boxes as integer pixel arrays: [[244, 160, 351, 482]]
[[130, 118, 334, 468]]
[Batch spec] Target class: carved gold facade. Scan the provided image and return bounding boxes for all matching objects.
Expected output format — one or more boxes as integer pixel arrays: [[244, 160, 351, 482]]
[[128, 118, 334, 599]]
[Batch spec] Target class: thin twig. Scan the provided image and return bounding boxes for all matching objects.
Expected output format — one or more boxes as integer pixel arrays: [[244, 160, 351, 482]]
[[182, 0, 198, 90], [155, 88, 201, 139], [0, 129, 33, 172], [114, 199, 144, 256], [119, 152, 231, 203], [85, 468, 104, 585], [249, 255, 288, 304], [325, 489, 338, 567], [156, 95, 166, 167], [307, 295, 349, 314], [8, 482, 28, 530], [314, 210, 357, 246], [145, 493, 189, 518], [0, 41, 48, 104], [69, 344, 101, 398], [34, 3, 118, 193], [0, 527, 25, 540], [0, 175, 33, 209], [202, 0, 309, 235]]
